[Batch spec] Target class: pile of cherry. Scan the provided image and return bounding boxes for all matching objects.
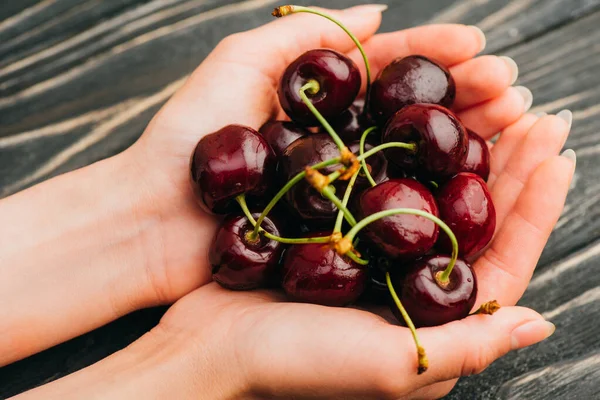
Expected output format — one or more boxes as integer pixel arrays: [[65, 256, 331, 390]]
[[189, 5, 498, 373]]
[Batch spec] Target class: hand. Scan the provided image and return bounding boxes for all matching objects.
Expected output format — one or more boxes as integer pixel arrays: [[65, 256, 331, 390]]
[[6, 5, 575, 399]]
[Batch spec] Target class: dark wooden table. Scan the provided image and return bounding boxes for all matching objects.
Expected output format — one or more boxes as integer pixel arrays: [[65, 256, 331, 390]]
[[1, 1, 599, 398]]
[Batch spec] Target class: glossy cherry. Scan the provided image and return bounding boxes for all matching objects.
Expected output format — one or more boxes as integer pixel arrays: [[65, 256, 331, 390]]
[[278, 49, 361, 126], [259, 120, 309, 158], [282, 235, 367, 306], [327, 98, 376, 143], [280, 133, 341, 223], [210, 213, 284, 290], [382, 103, 468, 179], [356, 178, 439, 259], [461, 129, 491, 181], [437, 172, 496, 258], [190, 124, 276, 214], [392, 255, 477, 327], [370, 55, 456, 125]]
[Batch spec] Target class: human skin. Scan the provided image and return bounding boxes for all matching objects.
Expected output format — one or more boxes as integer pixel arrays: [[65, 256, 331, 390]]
[[1, 5, 575, 399]]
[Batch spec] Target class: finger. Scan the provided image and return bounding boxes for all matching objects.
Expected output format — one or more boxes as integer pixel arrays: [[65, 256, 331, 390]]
[[405, 379, 457, 400], [347, 24, 485, 91], [489, 112, 572, 228], [457, 86, 532, 139], [154, 5, 383, 137], [475, 154, 575, 305], [451, 55, 519, 111], [487, 113, 540, 187]]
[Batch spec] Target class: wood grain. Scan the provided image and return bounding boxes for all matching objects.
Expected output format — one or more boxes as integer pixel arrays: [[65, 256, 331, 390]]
[[1, 1, 599, 398]]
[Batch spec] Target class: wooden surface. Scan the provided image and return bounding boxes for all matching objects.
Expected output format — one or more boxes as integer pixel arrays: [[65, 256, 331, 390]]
[[1, 0, 599, 398]]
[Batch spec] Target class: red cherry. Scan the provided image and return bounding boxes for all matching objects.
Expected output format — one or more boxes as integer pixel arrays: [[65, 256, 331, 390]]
[[259, 120, 309, 158], [190, 124, 276, 214], [382, 104, 468, 179], [356, 178, 439, 260], [436, 172, 496, 258], [370, 55, 456, 125], [278, 49, 361, 126], [461, 129, 491, 181]]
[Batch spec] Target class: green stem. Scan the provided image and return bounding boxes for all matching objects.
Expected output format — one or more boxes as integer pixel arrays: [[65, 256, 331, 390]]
[[299, 80, 346, 151], [275, 5, 372, 115], [386, 272, 428, 374], [322, 185, 357, 226], [252, 157, 341, 237], [346, 250, 369, 265], [236, 195, 330, 245], [334, 168, 360, 233], [325, 141, 417, 185], [345, 208, 458, 284], [359, 126, 378, 187]]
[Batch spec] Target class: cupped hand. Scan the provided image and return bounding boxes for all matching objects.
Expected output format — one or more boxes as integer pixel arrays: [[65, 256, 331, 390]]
[[115, 5, 574, 398]]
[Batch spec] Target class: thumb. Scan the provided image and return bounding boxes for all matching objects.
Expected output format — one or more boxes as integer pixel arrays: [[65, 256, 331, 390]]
[[413, 306, 555, 387]]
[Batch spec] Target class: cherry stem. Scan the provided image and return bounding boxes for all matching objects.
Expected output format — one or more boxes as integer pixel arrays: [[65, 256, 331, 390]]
[[346, 250, 369, 265], [299, 80, 347, 151], [252, 158, 341, 237], [236, 195, 330, 245], [333, 168, 360, 233], [470, 300, 501, 316], [344, 208, 459, 283], [326, 141, 417, 184], [274, 5, 372, 115], [321, 184, 357, 226], [359, 126, 378, 187], [386, 272, 428, 374]]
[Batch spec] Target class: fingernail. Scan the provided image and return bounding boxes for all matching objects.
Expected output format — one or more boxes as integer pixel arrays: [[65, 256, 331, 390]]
[[515, 86, 533, 112], [352, 4, 388, 13], [556, 109, 573, 130], [535, 111, 547, 117], [561, 149, 577, 168], [500, 56, 519, 85], [470, 25, 486, 53], [511, 320, 555, 350]]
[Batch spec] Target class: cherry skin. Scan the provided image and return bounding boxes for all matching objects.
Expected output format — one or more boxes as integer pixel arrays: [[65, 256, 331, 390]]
[[210, 213, 284, 290], [356, 178, 440, 260], [370, 55, 456, 125], [327, 98, 376, 143], [190, 124, 276, 214], [345, 140, 389, 193], [278, 49, 361, 126], [382, 103, 468, 179], [393, 255, 477, 328], [280, 133, 341, 224], [282, 234, 367, 306], [259, 120, 309, 158], [436, 172, 496, 258], [461, 129, 491, 181]]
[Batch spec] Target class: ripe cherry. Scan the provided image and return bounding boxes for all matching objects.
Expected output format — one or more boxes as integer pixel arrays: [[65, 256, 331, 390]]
[[278, 49, 361, 126], [282, 234, 367, 306], [210, 212, 284, 290], [461, 129, 491, 181], [259, 120, 309, 158], [327, 98, 376, 143], [393, 255, 477, 327], [436, 172, 496, 258], [370, 55, 456, 125], [356, 178, 439, 259], [190, 124, 276, 214], [382, 103, 468, 179]]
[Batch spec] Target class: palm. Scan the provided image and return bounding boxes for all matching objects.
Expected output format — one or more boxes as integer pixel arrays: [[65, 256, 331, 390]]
[[132, 8, 572, 329]]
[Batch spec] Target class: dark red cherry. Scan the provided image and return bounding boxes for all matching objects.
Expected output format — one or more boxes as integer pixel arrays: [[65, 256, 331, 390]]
[[282, 235, 367, 306], [370, 55, 456, 125], [345, 140, 389, 192], [327, 99, 376, 143], [278, 49, 361, 126], [382, 104, 468, 179], [461, 129, 491, 181], [356, 178, 439, 260], [210, 213, 284, 290], [437, 173, 496, 258], [259, 121, 309, 158], [190, 124, 276, 214], [280, 134, 341, 224], [393, 255, 477, 328]]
